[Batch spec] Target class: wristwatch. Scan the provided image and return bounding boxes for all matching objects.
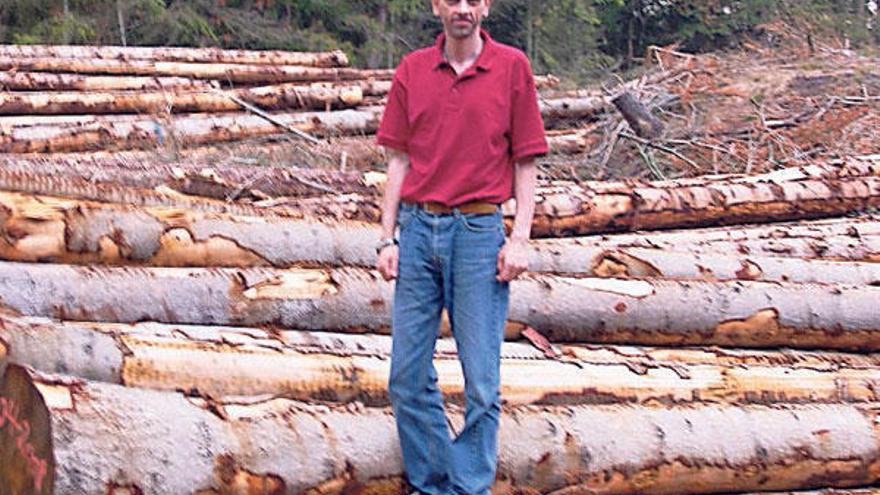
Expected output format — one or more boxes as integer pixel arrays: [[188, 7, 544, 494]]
[[375, 237, 399, 254]]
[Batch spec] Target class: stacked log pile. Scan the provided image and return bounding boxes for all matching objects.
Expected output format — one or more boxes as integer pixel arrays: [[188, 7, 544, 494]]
[[3, 41, 880, 494]]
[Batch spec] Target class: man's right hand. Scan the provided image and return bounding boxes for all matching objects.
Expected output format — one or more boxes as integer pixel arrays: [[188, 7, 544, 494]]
[[377, 245, 400, 280]]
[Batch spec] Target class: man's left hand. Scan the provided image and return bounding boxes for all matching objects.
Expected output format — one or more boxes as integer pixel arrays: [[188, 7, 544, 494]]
[[497, 239, 528, 282]]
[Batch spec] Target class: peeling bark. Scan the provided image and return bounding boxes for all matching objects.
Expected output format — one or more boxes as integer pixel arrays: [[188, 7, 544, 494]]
[[1, 189, 878, 273], [0, 57, 390, 84], [0, 72, 213, 91], [0, 83, 365, 115], [4, 364, 880, 495], [5, 314, 880, 407], [0, 191, 378, 267], [1, 263, 880, 350], [0, 45, 349, 67], [0, 107, 384, 153], [522, 166, 880, 236], [540, 246, 880, 285]]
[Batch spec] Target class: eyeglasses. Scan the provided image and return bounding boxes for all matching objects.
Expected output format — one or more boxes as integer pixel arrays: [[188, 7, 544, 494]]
[[443, 0, 483, 6]]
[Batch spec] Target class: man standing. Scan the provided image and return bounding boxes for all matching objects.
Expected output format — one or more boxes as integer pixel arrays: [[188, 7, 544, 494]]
[[375, 1, 547, 493]]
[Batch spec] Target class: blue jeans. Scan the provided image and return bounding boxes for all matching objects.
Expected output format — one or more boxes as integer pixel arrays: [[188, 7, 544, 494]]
[[389, 203, 509, 495]]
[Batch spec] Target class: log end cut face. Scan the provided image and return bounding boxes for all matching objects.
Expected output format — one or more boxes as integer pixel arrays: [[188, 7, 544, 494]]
[[0, 364, 55, 495]]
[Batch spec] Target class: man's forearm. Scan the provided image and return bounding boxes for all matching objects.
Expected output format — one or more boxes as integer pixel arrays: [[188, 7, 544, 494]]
[[509, 157, 537, 242], [381, 149, 410, 239]]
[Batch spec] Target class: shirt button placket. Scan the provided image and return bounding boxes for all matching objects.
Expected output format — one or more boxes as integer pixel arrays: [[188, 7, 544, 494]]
[[447, 78, 462, 114]]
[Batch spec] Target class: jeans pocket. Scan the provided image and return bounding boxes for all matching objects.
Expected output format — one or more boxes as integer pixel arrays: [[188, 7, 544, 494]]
[[460, 212, 501, 233], [397, 205, 417, 230]]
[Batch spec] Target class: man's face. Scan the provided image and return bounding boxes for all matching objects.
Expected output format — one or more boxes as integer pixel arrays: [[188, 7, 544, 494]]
[[432, 0, 492, 39]]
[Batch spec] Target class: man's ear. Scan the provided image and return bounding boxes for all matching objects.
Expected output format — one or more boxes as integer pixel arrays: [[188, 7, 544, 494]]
[[431, 0, 440, 16], [483, 0, 492, 16]]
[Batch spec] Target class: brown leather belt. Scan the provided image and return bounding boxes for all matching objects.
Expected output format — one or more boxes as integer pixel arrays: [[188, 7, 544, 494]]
[[412, 201, 499, 215]]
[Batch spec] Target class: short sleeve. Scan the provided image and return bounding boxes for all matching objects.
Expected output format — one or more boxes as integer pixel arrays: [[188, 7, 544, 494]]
[[376, 59, 410, 153], [509, 56, 548, 160]]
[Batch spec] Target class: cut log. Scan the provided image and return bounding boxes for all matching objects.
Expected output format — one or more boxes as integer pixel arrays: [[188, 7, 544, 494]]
[[0, 190, 378, 267], [274, 173, 880, 236], [534, 245, 880, 285], [535, 74, 561, 89], [0, 44, 349, 67], [565, 233, 880, 263], [1, 189, 879, 272], [0, 83, 365, 115], [546, 128, 598, 154], [612, 91, 665, 139], [6, 314, 880, 406], [524, 169, 880, 236], [0, 154, 383, 199], [0, 107, 385, 153], [1, 262, 880, 350], [0, 57, 391, 84], [749, 491, 880, 495], [0, 72, 212, 91], [4, 364, 880, 495]]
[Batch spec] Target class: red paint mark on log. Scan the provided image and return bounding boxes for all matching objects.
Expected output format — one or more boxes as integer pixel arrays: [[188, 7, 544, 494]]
[[614, 302, 628, 313], [0, 397, 49, 491]]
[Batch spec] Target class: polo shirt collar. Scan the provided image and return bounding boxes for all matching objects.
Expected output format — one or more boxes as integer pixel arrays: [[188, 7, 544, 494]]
[[432, 28, 496, 72]]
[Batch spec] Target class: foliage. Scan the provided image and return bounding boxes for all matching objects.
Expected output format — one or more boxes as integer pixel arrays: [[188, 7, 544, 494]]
[[0, 0, 876, 82]]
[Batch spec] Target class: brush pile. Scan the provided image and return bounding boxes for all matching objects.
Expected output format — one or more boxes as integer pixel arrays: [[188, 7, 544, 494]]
[[2, 34, 880, 495]]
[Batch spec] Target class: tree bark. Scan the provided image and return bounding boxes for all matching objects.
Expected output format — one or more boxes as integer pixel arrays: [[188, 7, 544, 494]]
[[523, 166, 880, 236], [0, 154, 383, 199], [560, 232, 880, 262], [1, 262, 880, 350], [1, 189, 878, 271], [0, 82, 365, 115], [6, 314, 880, 407], [0, 72, 214, 91], [0, 57, 389, 84], [0, 107, 384, 153], [0, 44, 349, 67], [4, 364, 880, 495], [746, 491, 880, 495], [612, 91, 665, 139], [533, 245, 880, 285], [0, 190, 379, 267], [274, 172, 880, 237]]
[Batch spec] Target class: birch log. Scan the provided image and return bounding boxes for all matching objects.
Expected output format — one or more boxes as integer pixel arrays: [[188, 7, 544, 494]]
[[3, 364, 880, 495], [0, 107, 384, 153], [2, 263, 880, 349], [0, 57, 391, 83], [0, 83, 365, 115], [0, 45, 349, 67], [0, 72, 213, 91], [5, 314, 880, 406]]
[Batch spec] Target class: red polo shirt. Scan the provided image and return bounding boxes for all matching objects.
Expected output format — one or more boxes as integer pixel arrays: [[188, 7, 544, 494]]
[[376, 29, 548, 206]]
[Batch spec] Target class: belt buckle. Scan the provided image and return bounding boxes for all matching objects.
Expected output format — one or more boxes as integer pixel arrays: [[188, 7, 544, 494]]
[[421, 202, 448, 215]]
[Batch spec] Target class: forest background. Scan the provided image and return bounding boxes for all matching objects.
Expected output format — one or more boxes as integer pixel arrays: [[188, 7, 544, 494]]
[[0, 0, 878, 84]]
